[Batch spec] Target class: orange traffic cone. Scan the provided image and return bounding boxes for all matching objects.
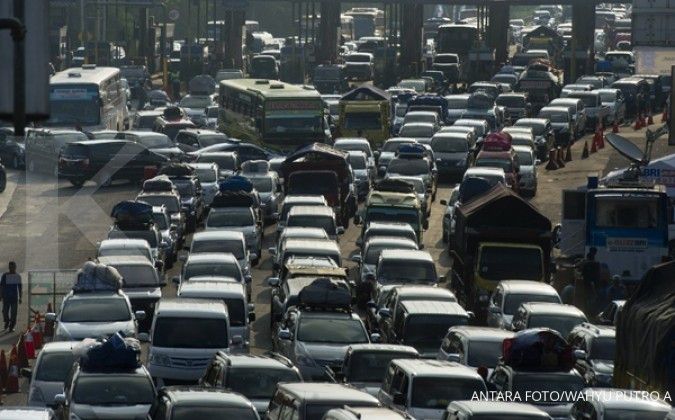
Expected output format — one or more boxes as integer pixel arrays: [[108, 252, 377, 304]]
[[556, 147, 566, 168], [565, 144, 572, 162], [598, 132, 605, 149], [0, 350, 8, 389], [16, 334, 28, 369], [5, 349, 19, 393], [32, 317, 42, 350], [612, 119, 619, 133], [591, 136, 598, 153], [647, 112, 654, 125], [44, 303, 54, 338], [581, 140, 589, 159], [662, 109, 668, 123], [634, 114, 643, 130], [24, 329, 35, 360]]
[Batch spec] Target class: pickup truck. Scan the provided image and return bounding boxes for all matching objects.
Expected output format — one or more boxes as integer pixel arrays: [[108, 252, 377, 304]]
[[568, 91, 610, 131]]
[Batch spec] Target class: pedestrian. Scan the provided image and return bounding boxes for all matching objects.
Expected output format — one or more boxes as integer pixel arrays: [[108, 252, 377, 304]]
[[579, 247, 600, 315], [0, 261, 22, 332], [606, 275, 627, 301], [171, 70, 181, 102], [560, 280, 575, 305]]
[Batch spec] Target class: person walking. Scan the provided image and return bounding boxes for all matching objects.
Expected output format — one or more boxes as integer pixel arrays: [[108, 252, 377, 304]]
[[0, 261, 21, 332], [579, 247, 600, 316]]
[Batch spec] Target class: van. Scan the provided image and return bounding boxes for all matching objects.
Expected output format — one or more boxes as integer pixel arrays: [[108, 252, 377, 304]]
[[267, 383, 380, 420], [144, 299, 233, 386], [177, 281, 255, 352], [276, 195, 329, 235], [286, 205, 344, 239]]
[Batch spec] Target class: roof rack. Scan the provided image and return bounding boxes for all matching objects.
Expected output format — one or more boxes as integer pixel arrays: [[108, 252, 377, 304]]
[[297, 277, 352, 313]]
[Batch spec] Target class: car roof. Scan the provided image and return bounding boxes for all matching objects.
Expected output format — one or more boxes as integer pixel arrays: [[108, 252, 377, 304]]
[[326, 407, 411, 419], [66, 291, 126, 301], [162, 387, 254, 407], [178, 281, 245, 297], [401, 300, 467, 316], [448, 326, 515, 340], [464, 167, 506, 177], [392, 285, 456, 300], [39, 341, 80, 353], [522, 302, 586, 317], [581, 388, 672, 411], [282, 195, 327, 204], [364, 236, 418, 249], [213, 352, 296, 369], [515, 118, 548, 125], [334, 138, 370, 146], [380, 249, 432, 262], [0, 408, 55, 420], [405, 111, 437, 117], [499, 280, 559, 295], [156, 298, 227, 317], [97, 255, 154, 267], [571, 322, 616, 338], [283, 239, 340, 252], [98, 238, 151, 249], [448, 401, 549, 416], [192, 230, 245, 242], [347, 343, 419, 355], [513, 145, 534, 156], [540, 106, 571, 113], [288, 205, 334, 217], [189, 162, 218, 170], [186, 252, 238, 264], [454, 119, 488, 127], [186, 276, 240, 284], [281, 227, 329, 238], [391, 359, 481, 379], [365, 222, 415, 232], [277, 383, 380, 404]]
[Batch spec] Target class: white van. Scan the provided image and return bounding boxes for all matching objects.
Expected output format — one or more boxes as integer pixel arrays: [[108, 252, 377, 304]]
[[144, 299, 232, 386], [177, 281, 255, 353]]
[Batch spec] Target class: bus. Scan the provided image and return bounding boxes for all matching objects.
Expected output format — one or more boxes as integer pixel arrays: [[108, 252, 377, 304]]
[[46, 65, 126, 131], [344, 8, 384, 40], [218, 78, 331, 153]]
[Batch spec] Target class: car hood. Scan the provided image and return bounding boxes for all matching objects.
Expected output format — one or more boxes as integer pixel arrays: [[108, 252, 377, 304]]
[[519, 166, 534, 175], [353, 169, 369, 179], [151, 147, 183, 157], [56, 320, 135, 340], [297, 341, 350, 365], [31, 380, 63, 405], [71, 403, 151, 419], [123, 286, 162, 301], [345, 62, 371, 67]]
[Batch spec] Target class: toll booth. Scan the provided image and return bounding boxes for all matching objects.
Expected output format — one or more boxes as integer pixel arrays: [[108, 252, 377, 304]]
[[563, 47, 593, 84]]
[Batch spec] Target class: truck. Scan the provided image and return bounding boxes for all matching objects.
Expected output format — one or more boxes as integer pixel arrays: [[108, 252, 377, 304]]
[[338, 86, 391, 149], [517, 60, 563, 113], [522, 26, 564, 65], [279, 143, 356, 229], [614, 260, 674, 397], [451, 185, 552, 320]]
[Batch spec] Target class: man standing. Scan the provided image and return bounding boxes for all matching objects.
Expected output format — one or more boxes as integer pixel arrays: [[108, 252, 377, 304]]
[[579, 247, 600, 316], [0, 262, 21, 332]]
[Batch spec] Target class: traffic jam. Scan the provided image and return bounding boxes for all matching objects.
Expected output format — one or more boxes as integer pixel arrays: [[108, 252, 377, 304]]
[[0, 0, 673, 419]]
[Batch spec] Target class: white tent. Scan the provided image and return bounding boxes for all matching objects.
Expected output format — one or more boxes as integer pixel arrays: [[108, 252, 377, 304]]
[[603, 153, 675, 197]]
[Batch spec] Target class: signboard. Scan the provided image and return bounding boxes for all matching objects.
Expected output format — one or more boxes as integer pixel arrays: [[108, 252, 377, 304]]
[[267, 100, 321, 111], [635, 47, 675, 76], [27, 270, 77, 320], [606, 238, 649, 252], [168, 9, 179, 21], [50, 86, 98, 100]]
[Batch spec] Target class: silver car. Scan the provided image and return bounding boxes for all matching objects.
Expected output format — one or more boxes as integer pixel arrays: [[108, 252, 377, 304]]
[[513, 145, 538, 197], [189, 162, 220, 206], [205, 206, 262, 263], [487, 280, 562, 330], [25, 341, 78, 407]]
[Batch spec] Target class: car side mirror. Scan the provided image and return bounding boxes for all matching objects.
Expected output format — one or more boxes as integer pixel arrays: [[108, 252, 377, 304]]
[[370, 332, 381, 343], [351, 255, 362, 263], [535, 159, 541, 165], [244, 274, 252, 284], [467, 311, 475, 319], [278, 329, 292, 341], [366, 300, 378, 309], [446, 353, 461, 363], [268, 247, 276, 256], [336, 226, 345, 235], [231, 335, 244, 346], [267, 277, 280, 287], [54, 393, 66, 405], [438, 275, 447, 283], [134, 310, 146, 321], [574, 349, 588, 360], [20, 367, 32, 379], [250, 253, 258, 262], [171, 276, 180, 285], [138, 332, 150, 343], [378, 308, 391, 318], [392, 392, 406, 406], [45, 313, 56, 322], [353, 215, 361, 225], [440, 199, 448, 206]]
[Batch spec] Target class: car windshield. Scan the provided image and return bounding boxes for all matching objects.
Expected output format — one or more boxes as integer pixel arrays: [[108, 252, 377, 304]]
[[72, 375, 154, 405], [599, 92, 617, 102], [447, 98, 468, 109], [192, 240, 245, 259], [475, 158, 512, 172], [411, 377, 485, 409], [114, 264, 160, 287], [540, 112, 569, 123], [387, 159, 429, 176], [343, 112, 381, 130], [366, 209, 419, 230], [172, 179, 196, 197], [378, 260, 435, 284], [382, 141, 414, 152], [109, 230, 158, 248], [432, 137, 468, 153], [194, 167, 218, 183], [400, 125, 434, 138], [197, 154, 236, 171], [479, 246, 542, 281], [136, 134, 173, 148], [348, 54, 370, 63], [572, 95, 598, 108], [153, 317, 229, 348], [138, 195, 180, 213], [185, 262, 241, 281], [347, 351, 413, 382], [207, 209, 254, 227], [297, 317, 368, 344], [152, 214, 169, 230], [516, 123, 545, 136], [180, 96, 212, 109], [98, 247, 151, 260], [227, 368, 300, 399], [515, 150, 533, 165], [348, 154, 367, 170], [512, 373, 584, 399], [528, 315, 586, 337], [287, 215, 335, 235], [35, 352, 76, 382], [496, 96, 526, 107], [590, 337, 616, 360], [467, 340, 505, 367], [61, 298, 130, 322], [407, 315, 468, 352], [395, 105, 408, 118], [171, 407, 257, 420], [365, 243, 414, 265], [135, 115, 159, 129], [249, 177, 274, 192], [503, 293, 560, 315]]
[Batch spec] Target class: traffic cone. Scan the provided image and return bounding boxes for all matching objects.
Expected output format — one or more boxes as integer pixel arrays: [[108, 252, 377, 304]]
[[662, 109, 668, 123], [556, 147, 565, 168], [17, 334, 28, 368], [591, 136, 598, 153], [612, 119, 619, 133], [647, 112, 654, 125], [640, 112, 647, 128], [5, 349, 19, 393], [0, 350, 8, 389], [634, 114, 643, 130], [44, 303, 54, 338], [581, 140, 589, 159], [546, 149, 558, 170], [565, 144, 572, 162], [24, 329, 35, 360], [32, 316, 42, 350]]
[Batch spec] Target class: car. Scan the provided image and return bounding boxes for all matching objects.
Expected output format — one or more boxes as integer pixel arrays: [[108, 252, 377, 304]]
[[377, 138, 418, 175], [368, 249, 441, 304], [430, 132, 472, 178], [175, 129, 230, 153], [192, 141, 277, 163], [444, 401, 551, 420], [58, 140, 169, 187], [596, 88, 626, 125], [397, 79, 427, 94], [147, 386, 260, 419], [549, 97, 587, 139], [55, 362, 155, 419], [189, 162, 220, 206], [568, 323, 616, 387], [378, 359, 487, 420], [569, 388, 672, 420], [399, 122, 437, 145], [119, 131, 184, 159], [537, 106, 576, 147], [513, 145, 538, 196], [179, 93, 217, 111], [107, 214, 167, 270], [195, 151, 240, 179], [473, 149, 520, 193], [440, 186, 460, 244], [189, 230, 253, 281], [403, 111, 441, 130], [344, 52, 374, 81], [96, 238, 159, 270], [241, 165, 283, 221], [452, 119, 490, 146], [437, 326, 514, 373], [216, 68, 244, 81], [385, 149, 437, 200], [150, 205, 179, 268], [576, 75, 610, 90], [269, 227, 329, 268], [346, 151, 373, 200], [333, 138, 376, 175], [176, 252, 251, 299], [275, 238, 342, 273], [137, 191, 186, 244], [595, 299, 625, 326], [357, 221, 419, 248], [487, 280, 562, 330], [26, 129, 89, 176], [48, 290, 144, 341], [133, 110, 163, 131], [513, 118, 554, 161], [205, 206, 262, 265], [0, 127, 25, 168], [24, 341, 78, 407], [200, 351, 302, 416], [511, 302, 588, 337], [285, 205, 344, 240], [560, 83, 594, 98], [276, 195, 329, 236], [267, 383, 380, 420], [444, 94, 470, 124], [166, 175, 204, 233], [567, 91, 610, 131], [495, 93, 531, 124]]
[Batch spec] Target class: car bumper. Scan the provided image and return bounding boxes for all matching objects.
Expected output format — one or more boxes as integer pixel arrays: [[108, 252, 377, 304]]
[[148, 364, 205, 385]]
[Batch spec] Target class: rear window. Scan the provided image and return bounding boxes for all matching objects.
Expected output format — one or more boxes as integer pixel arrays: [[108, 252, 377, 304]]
[[191, 239, 246, 259], [36, 352, 76, 382], [153, 317, 229, 348], [62, 144, 89, 158]]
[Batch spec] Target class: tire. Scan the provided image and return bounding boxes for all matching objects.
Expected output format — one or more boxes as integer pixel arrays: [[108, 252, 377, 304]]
[[69, 178, 85, 188]]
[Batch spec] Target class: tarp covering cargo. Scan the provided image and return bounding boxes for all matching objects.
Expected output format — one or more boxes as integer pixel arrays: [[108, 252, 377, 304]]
[[408, 95, 449, 119], [111, 201, 153, 225], [374, 178, 415, 194], [298, 277, 352, 310], [280, 143, 351, 190], [482, 132, 513, 152], [615, 260, 675, 395], [78, 332, 141, 371], [142, 175, 174, 193], [502, 328, 575, 371], [218, 175, 254, 193], [159, 162, 195, 177], [73, 261, 123, 293], [340, 85, 391, 102]]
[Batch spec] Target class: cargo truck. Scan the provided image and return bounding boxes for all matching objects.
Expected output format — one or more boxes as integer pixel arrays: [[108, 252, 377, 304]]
[[338, 86, 391, 148]]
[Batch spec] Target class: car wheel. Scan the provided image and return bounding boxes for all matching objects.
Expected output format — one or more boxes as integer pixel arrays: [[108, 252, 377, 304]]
[[69, 178, 85, 188]]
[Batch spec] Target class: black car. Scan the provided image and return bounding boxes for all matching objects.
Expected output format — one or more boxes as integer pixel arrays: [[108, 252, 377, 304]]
[[0, 127, 25, 168], [166, 175, 204, 232], [192, 141, 278, 163], [175, 129, 231, 153], [58, 140, 169, 187]]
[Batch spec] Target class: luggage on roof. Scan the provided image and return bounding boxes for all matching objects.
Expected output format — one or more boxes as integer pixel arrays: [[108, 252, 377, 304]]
[[111, 200, 153, 225], [298, 277, 352, 310], [162, 106, 183, 121], [240, 160, 270, 174], [159, 162, 195, 177], [482, 132, 513, 152], [373, 178, 415, 194], [73, 261, 123, 293], [211, 191, 257, 208], [218, 175, 254, 193], [142, 175, 174, 193], [502, 328, 575, 371], [79, 332, 141, 371]]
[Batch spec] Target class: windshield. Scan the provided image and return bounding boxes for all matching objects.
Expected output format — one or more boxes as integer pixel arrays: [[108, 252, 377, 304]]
[[197, 154, 236, 171], [249, 177, 274, 193], [135, 115, 159, 129], [265, 115, 323, 135], [480, 246, 542, 281], [382, 141, 414, 152], [36, 352, 76, 382], [365, 243, 415, 265], [207, 209, 255, 227], [61, 298, 130, 322], [287, 215, 335, 234], [378, 260, 435, 284], [515, 150, 533, 165], [98, 247, 151, 260], [152, 214, 169, 230], [153, 317, 228, 348], [114, 264, 160, 287], [199, 134, 228, 147], [475, 158, 512, 172], [348, 154, 367, 170], [599, 92, 617, 102], [138, 195, 180, 213], [172, 407, 257, 420], [192, 240, 245, 259], [387, 159, 429, 176], [540, 112, 569, 123], [504, 293, 560, 315], [227, 368, 300, 399], [137, 134, 173, 148], [400, 125, 434, 138], [348, 54, 371, 63], [590, 337, 616, 360], [344, 112, 382, 130], [47, 88, 100, 126], [347, 351, 412, 383], [193, 166, 218, 183], [172, 179, 196, 197], [467, 340, 505, 367], [594, 196, 661, 228], [404, 315, 467, 349], [395, 105, 408, 118], [185, 262, 241, 281], [411, 377, 485, 409], [288, 173, 338, 196], [528, 315, 586, 337], [447, 98, 468, 109], [512, 373, 584, 399], [180, 96, 212, 109], [572, 95, 598, 108], [73, 375, 154, 405], [366, 208, 419, 229], [496, 96, 526, 107], [432, 137, 468, 153], [516, 122, 545, 136], [297, 317, 368, 344]]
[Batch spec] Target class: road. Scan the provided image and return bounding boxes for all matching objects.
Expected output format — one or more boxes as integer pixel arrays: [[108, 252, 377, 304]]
[[0, 122, 670, 404]]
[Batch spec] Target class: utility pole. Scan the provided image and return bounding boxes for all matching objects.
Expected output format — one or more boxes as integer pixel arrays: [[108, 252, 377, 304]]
[[80, 0, 85, 47]]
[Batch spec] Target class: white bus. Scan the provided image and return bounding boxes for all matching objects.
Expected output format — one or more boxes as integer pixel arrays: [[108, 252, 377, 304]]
[[46, 65, 126, 131]]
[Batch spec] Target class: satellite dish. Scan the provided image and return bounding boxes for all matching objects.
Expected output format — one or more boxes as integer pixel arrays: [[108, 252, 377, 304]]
[[605, 133, 645, 166]]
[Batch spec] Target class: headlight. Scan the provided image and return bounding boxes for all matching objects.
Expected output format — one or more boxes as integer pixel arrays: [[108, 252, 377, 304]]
[[150, 353, 172, 367]]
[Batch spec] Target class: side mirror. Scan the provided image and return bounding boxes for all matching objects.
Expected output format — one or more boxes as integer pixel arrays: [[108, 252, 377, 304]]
[[278, 329, 292, 341], [250, 253, 258, 262], [248, 312, 256, 322], [134, 310, 146, 321], [138, 332, 150, 343], [440, 199, 448, 206], [45, 313, 56, 322], [231, 335, 244, 346], [267, 277, 280, 287], [171, 276, 180, 285], [351, 255, 362, 263], [392, 392, 406, 406], [170, 224, 177, 231], [268, 246, 277, 256], [535, 159, 541, 165], [336, 226, 345, 235], [178, 255, 188, 263], [270, 212, 279, 222], [353, 215, 361, 225], [20, 367, 32, 379], [244, 274, 252, 284], [446, 353, 461, 363], [378, 308, 391, 318], [370, 332, 381, 343], [466, 311, 475, 319], [365, 273, 376, 282], [366, 300, 378, 309], [488, 305, 500, 314], [574, 349, 588, 360], [53, 394, 66, 406], [438, 275, 447, 283]]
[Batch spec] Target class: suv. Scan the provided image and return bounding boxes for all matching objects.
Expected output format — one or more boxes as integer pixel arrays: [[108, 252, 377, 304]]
[[569, 388, 672, 420], [538, 106, 575, 146], [385, 148, 437, 200], [339, 344, 419, 396], [267, 383, 379, 420], [25, 341, 78, 407], [190, 230, 253, 281], [286, 205, 343, 240], [378, 359, 487, 420], [277, 195, 329, 235], [269, 227, 329, 268], [205, 205, 262, 265], [368, 249, 441, 304], [189, 162, 220, 206], [55, 363, 155, 419], [165, 175, 204, 233], [195, 151, 239, 179], [136, 191, 186, 245], [511, 302, 587, 337], [176, 252, 251, 300], [487, 280, 562, 330], [150, 205, 178, 268], [513, 118, 554, 160], [200, 351, 302, 415], [144, 299, 233, 386], [26, 129, 88, 176], [443, 401, 551, 420], [174, 129, 230, 153], [567, 323, 616, 387], [147, 386, 260, 419], [437, 326, 514, 371], [59, 139, 168, 187]]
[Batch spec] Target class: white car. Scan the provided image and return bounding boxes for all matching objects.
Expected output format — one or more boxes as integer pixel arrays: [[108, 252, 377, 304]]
[[25, 341, 78, 407]]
